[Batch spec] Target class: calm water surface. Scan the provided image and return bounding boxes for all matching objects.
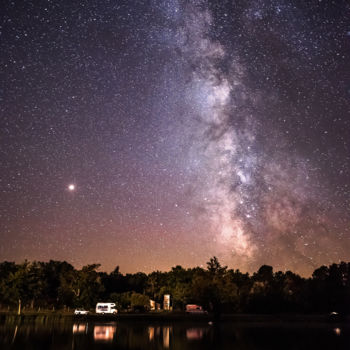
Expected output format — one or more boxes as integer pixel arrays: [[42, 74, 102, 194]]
[[0, 318, 349, 349]]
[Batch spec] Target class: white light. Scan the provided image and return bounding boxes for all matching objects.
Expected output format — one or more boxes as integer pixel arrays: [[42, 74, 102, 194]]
[[68, 184, 75, 191]]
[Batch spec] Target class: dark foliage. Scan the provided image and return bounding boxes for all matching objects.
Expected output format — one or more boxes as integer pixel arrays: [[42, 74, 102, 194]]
[[1, 258, 350, 314]]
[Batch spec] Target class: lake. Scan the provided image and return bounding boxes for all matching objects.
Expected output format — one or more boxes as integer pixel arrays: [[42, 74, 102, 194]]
[[0, 317, 349, 349]]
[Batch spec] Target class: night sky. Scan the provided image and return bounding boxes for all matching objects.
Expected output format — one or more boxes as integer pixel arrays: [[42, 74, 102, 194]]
[[1, 0, 350, 275]]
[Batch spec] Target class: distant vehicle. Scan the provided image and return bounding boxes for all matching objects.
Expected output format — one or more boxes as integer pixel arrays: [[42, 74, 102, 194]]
[[74, 308, 89, 315], [96, 302, 118, 314], [185, 304, 208, 314]]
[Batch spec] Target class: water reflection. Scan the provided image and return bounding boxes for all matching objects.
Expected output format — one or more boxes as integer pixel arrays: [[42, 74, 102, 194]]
[[72, 323, 87, 334], [186, 327, 205, 340], [163, 326, 171, 348], [148, 326, 154, 341], [148, 326, 172, 348], [334, 327, 341, 336], [93, 323, 117, 343], [11, 325, 18, 344], [1, 317, 350, 350]]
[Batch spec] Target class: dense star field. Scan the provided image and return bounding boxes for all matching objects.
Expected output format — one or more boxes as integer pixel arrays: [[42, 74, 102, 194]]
[[1, 0, 350, 275]]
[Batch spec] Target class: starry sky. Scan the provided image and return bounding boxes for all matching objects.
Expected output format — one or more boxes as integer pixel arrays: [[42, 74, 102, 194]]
[[1, 0, 350, 275]]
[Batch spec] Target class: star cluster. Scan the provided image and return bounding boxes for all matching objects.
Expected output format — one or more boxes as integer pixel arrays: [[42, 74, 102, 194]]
[[1, 0, 350, 275]]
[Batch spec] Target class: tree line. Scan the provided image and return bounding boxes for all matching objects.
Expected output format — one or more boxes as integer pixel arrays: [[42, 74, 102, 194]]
[[1, 257, 350, 315]]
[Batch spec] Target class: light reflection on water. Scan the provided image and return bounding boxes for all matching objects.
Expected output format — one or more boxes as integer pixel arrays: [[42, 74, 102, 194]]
[[0, 318, 349, 350], [147, 326, 172, 348], [93, 323, 117, 342], [334, 327, 341, 336], [72, 323, 87, 334], [186, 327, 206, 340]]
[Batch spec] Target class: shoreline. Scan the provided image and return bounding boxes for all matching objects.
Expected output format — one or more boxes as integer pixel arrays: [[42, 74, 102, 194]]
[[0, 311, 348, 324]]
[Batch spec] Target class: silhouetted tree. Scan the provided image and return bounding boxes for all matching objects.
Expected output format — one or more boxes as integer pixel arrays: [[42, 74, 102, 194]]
[[0, 259, 350, 315]]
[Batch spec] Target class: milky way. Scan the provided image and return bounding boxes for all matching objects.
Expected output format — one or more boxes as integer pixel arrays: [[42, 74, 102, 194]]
[[1, 0, 350, 275]]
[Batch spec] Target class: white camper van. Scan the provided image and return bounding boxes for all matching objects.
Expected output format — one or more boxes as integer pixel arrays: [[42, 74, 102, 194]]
[[95, 302, 118, 314]]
